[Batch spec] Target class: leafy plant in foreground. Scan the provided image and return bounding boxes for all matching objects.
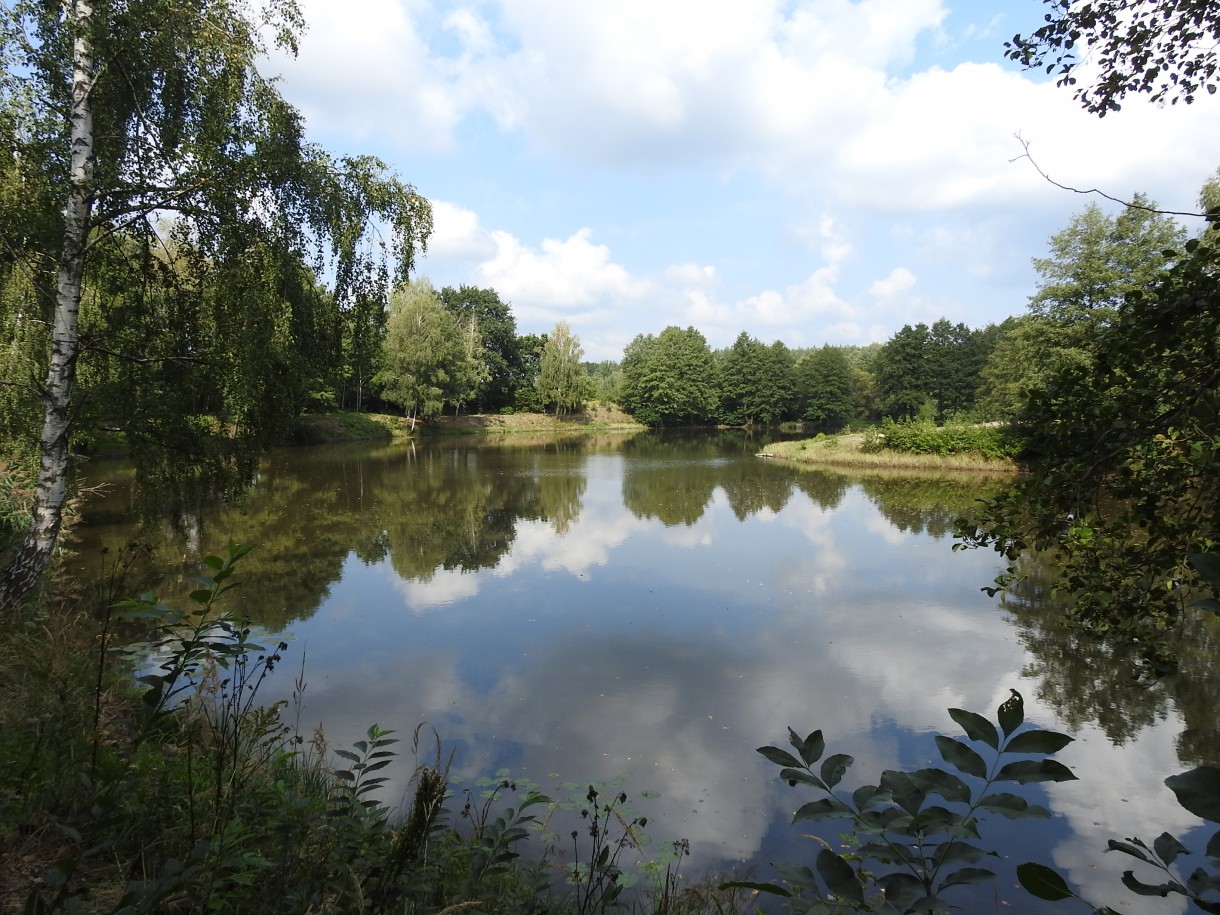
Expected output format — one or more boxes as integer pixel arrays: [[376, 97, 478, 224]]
[[733, 689, 1075, 913], [1019, 764, 1220, 914]]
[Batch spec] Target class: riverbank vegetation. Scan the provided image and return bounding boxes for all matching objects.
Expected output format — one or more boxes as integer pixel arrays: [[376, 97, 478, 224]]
[[0, 544, 747, 914], [760, 421, 1018, 473]]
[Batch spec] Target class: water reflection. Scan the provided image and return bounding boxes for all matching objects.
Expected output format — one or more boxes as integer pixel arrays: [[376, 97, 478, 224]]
[[72, 431, 1219, 913]]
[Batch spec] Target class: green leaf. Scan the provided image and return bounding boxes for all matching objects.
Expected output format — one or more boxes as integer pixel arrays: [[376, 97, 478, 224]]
[[790, 728, 826, 767], [1189, 553, 1220, 590], [911, 805, 959, 834], [935, 736, 987, 778], [852, 783, 891, 810], [758, 745, 804, 770], [858, 807, 911, 832], [772, 862, 818, 892], [1120, 871, 1180, 897], [1004, 729, 1074, 754], [780, 768, 827, 790], [910, 767, 971, 804], [948, 708, 998, 749], [794, 798, 849, 821], [1153, 831, 1188, 865], [1187, 867, 1220, 897], [978, 792, 1051, 819], [1017, 862, 1074, 901], [815, 849, 864, 903], [998, 689, 1024, 736], [933, 841, 988, 866], [189, 589, 213, 604], [1107, 839, 1153, 863], [1166, 766, 1220, 822], [880, 770, 929, 816], [878, 872, 922, 910], [938, 866, 994, 890], [820, 754, 853, 790], [995, 759, 1076, 784], [1205, 828, 1220, 859], [1195, 597, 1220, 614]]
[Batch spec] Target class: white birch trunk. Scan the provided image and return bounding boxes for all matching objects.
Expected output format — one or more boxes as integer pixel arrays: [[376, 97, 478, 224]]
[[0, 0, 95, 610]]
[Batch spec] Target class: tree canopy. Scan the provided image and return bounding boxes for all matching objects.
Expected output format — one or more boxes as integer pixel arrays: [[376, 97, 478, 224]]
[[0, 0, 431, 608], [619, 326, 717, 426], [536, 322, 589, 416], [376, 280, 478, 429]]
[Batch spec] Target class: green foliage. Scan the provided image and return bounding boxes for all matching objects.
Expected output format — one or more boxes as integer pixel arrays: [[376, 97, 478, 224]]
[[957, 235, 1220, 657], [375, 279, 479, 428], [732, 689, 1075, 913], [440, 285, 522, 412], [0, 0, 432, 605], [1015, 763, 1220, 913], [862, 419, 1020, 461], [1005, 0, 1220, 115], [620, 326, 718, 426], [1028, 197, 1186, 323], [796, 345, 858, 429], [537, 322, 591, 417], [10, 542, 717, 914], [715, 332, 795, 426]]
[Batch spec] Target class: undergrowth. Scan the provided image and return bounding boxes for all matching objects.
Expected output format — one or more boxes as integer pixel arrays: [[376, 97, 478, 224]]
[[0, 542, 746, 915], [861, 419, 1020, 462]]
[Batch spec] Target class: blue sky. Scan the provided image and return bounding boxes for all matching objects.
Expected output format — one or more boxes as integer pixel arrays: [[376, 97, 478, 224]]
[[267, 0, 1220, 361]]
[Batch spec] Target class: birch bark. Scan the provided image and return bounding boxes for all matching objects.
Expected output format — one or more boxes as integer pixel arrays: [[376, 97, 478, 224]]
[[0, 0, 94, 610]]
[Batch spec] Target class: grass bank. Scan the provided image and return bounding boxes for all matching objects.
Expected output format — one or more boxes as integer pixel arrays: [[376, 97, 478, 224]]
[[287, 411, 401, 444], [427, 401, 644, 435], [761, 431, 1018, 474], [286, 404, 644, 445]]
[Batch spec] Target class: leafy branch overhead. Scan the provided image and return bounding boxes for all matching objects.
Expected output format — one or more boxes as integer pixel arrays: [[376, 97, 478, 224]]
[[1006, 0, 1220, 115]]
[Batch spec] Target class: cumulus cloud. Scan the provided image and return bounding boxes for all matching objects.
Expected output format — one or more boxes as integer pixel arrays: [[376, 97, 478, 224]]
[[427, 200, 497, 261], [473, 228, 651, 316]]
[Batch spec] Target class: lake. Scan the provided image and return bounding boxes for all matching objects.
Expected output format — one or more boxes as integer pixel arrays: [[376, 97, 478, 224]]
[[72, 429, 1220, 913]]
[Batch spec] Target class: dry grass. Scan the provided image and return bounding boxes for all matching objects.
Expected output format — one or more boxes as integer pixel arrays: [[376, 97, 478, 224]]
[[429, 402, 644, 435], [760, 433, 1018, 475]]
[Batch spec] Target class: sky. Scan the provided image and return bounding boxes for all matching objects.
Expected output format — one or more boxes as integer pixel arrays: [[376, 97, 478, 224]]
[[266, 0, 1220, 362]]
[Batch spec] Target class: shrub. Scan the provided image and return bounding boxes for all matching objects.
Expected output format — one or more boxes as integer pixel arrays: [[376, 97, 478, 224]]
[[863, 418, 1019, 461]]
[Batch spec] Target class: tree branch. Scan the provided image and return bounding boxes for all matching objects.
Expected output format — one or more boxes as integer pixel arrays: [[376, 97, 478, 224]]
[[1011, 134, 1208, 219]]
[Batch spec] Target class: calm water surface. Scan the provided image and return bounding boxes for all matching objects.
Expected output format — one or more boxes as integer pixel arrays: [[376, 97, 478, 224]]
[[74, 430, 1220, 913]]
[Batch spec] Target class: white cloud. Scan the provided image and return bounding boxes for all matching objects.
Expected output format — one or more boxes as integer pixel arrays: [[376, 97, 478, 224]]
[[427, 200, 497, 261], [868, 266, 917, 300], [473, 227, 651, 316], [392, 565, 482, 610]]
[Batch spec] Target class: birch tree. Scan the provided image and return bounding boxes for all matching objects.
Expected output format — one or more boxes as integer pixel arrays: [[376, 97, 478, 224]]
[[536, 321, 589, 416], [0, 0, 431, 609], [375, 280, 470, 430]]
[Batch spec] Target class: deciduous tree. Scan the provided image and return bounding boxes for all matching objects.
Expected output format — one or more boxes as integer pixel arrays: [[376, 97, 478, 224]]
[[619, 326, 717, 426], [536, 321, 589, 416], [0, 0, 430, 608], [375, 280, 470, 430], [440, 285, 519, 412]]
